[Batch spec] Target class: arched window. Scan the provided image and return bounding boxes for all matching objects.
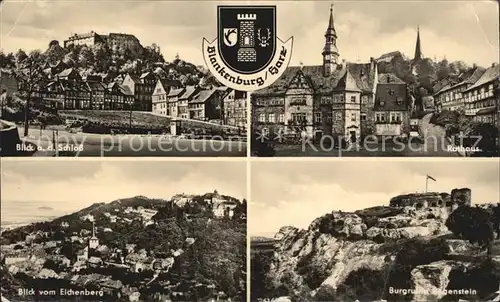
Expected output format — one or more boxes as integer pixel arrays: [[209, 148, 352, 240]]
[[244, 36, 250, 45]]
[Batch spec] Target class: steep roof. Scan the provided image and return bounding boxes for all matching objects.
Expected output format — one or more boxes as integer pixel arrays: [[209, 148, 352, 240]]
[[167, 87, 185, 97], [374, 83, 410, 111], [125, 73, 141, 84], [191, 89, 217, 103], [252, 63, 375, 96], [435, 67, 487, 95], [464, 64, 500, 92], [160, 79, 183, 89], [119, 85, 134, 96], [378, 73, 405, 84], [179, 85, 199, 100], [377, 51, 402, 62], [57, 68, 76, 78]]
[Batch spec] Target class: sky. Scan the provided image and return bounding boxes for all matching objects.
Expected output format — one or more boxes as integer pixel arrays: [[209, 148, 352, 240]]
[[1, 0, 498, 68], [250, 159, 500, 237], [1, 159, 246, 212]]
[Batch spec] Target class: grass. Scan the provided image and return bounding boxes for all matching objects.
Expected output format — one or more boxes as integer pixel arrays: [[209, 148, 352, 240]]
[[59, 110, 173, 127]]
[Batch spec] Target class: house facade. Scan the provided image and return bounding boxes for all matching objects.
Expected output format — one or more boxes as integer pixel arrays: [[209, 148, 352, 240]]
[[251, 6, 378, 143], [433, 66, 486, 113], [179, 86, 201, 119], [462, 63, 499, 125], [373, 83, 411, 137], [189, 88, 222, 121], [223, 89, 247, 128]]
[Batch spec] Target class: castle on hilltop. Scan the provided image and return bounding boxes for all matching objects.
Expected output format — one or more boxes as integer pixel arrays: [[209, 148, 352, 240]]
[[63, 31, 142, 53], [389, 188, 472, 211]]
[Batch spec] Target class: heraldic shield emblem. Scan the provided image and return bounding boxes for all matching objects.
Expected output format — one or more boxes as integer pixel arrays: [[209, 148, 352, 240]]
[[217, 6, 276, 74], [202, 5, 293, 91]]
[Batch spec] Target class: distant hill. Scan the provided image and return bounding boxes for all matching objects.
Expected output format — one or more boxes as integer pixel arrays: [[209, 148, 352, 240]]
[[0, 193, 246, 301]]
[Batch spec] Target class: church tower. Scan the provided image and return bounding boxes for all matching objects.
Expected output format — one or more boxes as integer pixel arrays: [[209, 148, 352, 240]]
[[322, 4, 340, 76], [89, 221, 99, 249], [414, 26, 423, 62]]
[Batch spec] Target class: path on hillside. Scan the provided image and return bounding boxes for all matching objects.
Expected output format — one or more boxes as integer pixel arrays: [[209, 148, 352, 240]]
[[418, 113, 460, 157]]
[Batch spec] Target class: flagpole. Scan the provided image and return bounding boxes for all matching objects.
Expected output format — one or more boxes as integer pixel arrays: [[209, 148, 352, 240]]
[[425, 176, 428, 193]]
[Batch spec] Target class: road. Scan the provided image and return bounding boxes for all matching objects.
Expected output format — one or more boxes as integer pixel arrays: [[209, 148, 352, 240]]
[[418, 113, 460, 156], [17, 127, 246, 157]]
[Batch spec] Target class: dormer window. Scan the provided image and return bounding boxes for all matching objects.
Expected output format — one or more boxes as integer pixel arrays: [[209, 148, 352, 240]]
[[380, 100, 385, 106], [396, 97, 403, 105], [388, 89, 395, 95]]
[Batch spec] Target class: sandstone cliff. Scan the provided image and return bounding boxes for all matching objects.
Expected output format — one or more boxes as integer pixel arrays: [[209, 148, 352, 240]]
[[258, 198, 500, 302]]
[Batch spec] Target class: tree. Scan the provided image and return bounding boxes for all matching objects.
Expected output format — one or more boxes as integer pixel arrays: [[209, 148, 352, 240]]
[[446, 205, 495, 258], [45, 44, 65, 65], [13, 50, 46, 136], [78, 46, 95, 68], [15, 49, 28, 64]]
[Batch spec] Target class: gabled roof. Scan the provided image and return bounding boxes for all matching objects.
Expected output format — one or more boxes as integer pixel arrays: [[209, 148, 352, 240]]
[[140, 72, 154, 79], [252, 63, 375, 96], [464, 64, 500, 92], [168, 87, 185, 97], [374, 83, 410, 111], [125, 73, 141, 84], [160, 79, 183, 88], [119, 85, 134, 96], [378, 73, 406, 84], [191, 89, 217, 103], [435, 67, 487, 95], [179, 85, 199, 100]]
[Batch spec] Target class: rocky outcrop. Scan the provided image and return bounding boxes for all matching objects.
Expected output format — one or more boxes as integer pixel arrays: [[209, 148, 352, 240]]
[[262, 201, 500, 300], [411, 260, 472, 301], [389, 192, 448, 208]]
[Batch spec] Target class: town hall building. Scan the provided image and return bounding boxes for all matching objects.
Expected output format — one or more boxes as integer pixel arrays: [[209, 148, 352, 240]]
[[251, 5, 379, 143]]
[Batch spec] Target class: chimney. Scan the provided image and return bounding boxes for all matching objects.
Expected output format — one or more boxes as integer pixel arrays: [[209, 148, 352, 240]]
[[342, 59, 346, 69], [370, 57, 374, 63], [492, 63, 497, 67], [473, 63, 477, 69], [387, 75, 391, 83]]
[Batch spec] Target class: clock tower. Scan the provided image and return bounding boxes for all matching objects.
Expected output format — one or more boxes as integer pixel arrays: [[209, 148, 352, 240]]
[[322, 4, 340, 76]]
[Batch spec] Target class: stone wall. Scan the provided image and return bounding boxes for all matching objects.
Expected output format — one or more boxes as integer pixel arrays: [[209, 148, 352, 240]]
[[389, 188, 471, 209]]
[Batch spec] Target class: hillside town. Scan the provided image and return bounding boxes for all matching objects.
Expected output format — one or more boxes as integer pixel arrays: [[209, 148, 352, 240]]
[[0, 191, 247, 301], [251, 6, 499, 155], [0, 31, 247, 131]]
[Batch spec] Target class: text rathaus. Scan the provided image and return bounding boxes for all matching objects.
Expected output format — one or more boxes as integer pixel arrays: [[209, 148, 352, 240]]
[[251, 6, 379, 143]]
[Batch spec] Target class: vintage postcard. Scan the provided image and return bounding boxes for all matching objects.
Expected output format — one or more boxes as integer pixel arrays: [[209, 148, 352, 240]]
[[0, 159, 247, 301], [250, 159, 500, 301], [0, 1, 250, 157], [250, 1, 499, 157]]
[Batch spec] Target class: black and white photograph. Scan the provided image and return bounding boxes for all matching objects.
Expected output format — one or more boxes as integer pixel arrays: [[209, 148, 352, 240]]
[[250, 1, 499, 157], [0, 1, 248, 157], [250, 159, 500, 301], [0, 159, 247, 301]]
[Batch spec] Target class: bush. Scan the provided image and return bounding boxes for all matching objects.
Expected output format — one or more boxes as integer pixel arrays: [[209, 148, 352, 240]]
[[336, 268, 386, 301], [442, 260, 500, 301], [296, 252, 331, 290]]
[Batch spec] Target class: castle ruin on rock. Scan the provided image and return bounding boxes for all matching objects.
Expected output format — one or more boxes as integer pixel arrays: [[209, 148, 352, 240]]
[[389, 188, 472, 211]]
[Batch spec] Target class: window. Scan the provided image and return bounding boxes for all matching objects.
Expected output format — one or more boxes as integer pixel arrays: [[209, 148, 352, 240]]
[[390, 112, 402, 122], [268, 113, 276, 123], [351, 113, 356, 121], [376, 112, 385, 122], [258, 113, 265, 122], [380, 100, 385, 107], [315, 112, 322, 123], [361, 96, 368, 104], [361, 114, 367, 121], [291, 113, 307, 123], [396, 97, 403, 105], [351, 96, 356, 103]]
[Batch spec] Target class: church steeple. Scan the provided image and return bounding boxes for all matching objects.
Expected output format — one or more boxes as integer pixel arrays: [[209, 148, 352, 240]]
[[414, 26, 422, 61], [322, 4, 340, 76]]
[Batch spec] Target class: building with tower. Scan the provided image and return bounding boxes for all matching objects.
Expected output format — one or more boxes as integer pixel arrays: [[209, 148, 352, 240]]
[[251, 4, 379, 143], [411, 26, 423, 76], [89, 221, 99, 250], [237, 14, 257, 63]]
